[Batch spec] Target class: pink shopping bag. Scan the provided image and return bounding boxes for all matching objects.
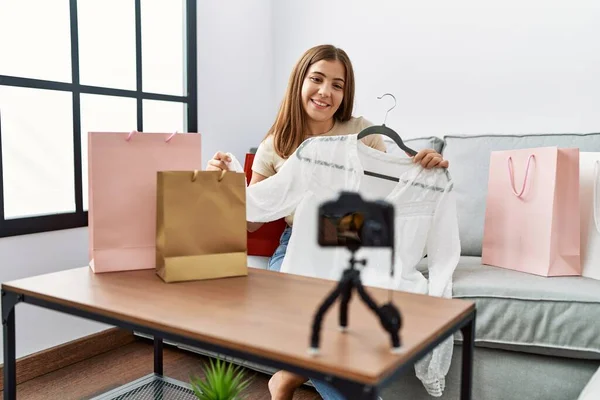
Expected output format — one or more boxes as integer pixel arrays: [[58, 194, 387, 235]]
[[88, 131, 202, 273], [482, 147, 580, 277]]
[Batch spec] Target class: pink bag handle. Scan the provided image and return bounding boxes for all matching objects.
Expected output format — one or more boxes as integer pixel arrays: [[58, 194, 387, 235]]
[[125, 130, 178, 142], [593, 161, 600, 233], [507, 155, 535, 198], [165, 131, 178, 142], [125, 130, 138, 141]]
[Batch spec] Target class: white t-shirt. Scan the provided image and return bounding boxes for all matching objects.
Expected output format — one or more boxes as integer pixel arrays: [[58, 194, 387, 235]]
[[244, 134, 461, 396]]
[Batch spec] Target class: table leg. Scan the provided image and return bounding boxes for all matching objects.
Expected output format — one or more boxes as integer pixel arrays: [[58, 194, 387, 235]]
[[154, 336, 163, 375], [460, 313, 476, 400], [2, 291, 20, 400]]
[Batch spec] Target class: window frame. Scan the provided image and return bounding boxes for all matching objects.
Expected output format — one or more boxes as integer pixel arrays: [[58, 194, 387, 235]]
[[0, 0, 197, 238]]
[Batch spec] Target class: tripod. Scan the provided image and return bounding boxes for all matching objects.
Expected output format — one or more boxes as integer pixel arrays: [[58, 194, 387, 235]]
[[309, 248, 402, 355]]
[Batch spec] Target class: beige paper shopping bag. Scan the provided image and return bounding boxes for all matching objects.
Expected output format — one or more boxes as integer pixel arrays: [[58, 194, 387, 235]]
[[156, 170, 248, 283]]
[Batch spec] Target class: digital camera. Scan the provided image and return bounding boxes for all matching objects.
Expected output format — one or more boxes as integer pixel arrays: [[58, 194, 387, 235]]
[[317, 192, 394, 251]]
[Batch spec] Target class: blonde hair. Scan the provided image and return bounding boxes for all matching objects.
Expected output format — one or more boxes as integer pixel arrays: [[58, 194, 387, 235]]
[[266, 44, 355, 159]]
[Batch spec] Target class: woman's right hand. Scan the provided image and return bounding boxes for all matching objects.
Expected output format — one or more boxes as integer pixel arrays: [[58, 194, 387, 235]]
[[206, 151, 232, 171]]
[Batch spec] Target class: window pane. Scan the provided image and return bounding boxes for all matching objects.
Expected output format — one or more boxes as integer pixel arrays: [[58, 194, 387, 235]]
[[0, 86, 75, 219], [0, 0, 72, 82], [80, 94, 137, 211], [143, 100, 185, 133], [77, 0, 136, 90], [141, 0, 185, 95]]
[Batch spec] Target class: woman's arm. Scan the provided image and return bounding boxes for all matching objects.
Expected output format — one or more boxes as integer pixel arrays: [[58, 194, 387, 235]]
[[249, 171, 267, 185], [247, 171, 267, 232], [205, 152, 272, 232]]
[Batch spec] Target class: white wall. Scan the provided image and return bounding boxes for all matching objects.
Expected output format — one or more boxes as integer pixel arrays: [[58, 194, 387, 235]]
[[197, 0, 275, 164], [0, 228, 109, 360], [272, 0, 600, 138], [0, 0, 275, 361]]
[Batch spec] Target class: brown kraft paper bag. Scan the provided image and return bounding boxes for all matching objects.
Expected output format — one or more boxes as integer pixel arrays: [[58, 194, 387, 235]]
[[156, 170, 248, 283]]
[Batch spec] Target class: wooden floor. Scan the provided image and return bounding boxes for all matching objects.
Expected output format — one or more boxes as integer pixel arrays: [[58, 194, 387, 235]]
[[1, 338, 320, 400]]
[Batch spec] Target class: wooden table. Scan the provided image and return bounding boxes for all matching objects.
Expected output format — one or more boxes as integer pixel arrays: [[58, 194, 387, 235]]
[[2, 267, 475, 399]]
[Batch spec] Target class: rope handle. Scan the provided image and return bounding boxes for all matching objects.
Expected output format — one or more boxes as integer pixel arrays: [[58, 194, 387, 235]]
[[507, 155, 535, 198], [191, 169, 226, 182], [125, 130, 178, 142]]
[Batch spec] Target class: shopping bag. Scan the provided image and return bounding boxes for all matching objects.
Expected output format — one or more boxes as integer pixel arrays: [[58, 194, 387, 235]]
[[156, 170, 248, 283], [579, 153, 600, 280], [482, 147, 580, 276], [244, 153, 287, 257], [88, 131, 202, 273]]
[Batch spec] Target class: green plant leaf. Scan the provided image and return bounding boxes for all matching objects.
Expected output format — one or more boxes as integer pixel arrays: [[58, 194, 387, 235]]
[[189, 358, 253, 400]]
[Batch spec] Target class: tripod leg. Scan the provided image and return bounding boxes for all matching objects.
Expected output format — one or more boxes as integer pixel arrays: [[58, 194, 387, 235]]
[[353, 276, 402, 349], [390, 330, 401, 349], [352, 275, 380, 313], [310, 279, 346, 353], [339, 278, 353, 331]]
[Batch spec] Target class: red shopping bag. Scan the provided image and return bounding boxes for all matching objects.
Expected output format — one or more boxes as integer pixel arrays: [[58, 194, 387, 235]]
[[244, 153, 286, 257], [482, 146, 580, 276]]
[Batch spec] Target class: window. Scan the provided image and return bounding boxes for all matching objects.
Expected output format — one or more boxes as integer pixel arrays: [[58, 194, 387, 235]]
[[0, 0, 197, 237]]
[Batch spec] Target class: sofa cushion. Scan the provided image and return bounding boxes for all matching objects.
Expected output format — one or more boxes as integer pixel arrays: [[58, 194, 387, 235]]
[[448, 256, 600, 360], [384, 135, 444, 156], [579, 366, 600, 400], [442, 133, 600, 256]]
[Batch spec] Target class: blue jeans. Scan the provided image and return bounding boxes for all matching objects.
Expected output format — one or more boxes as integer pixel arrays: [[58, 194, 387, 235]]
[[267, 226, 348, 399], [311, 380, 347, 399], [267, 225, 292, 271], [312, 384, 381, 400]]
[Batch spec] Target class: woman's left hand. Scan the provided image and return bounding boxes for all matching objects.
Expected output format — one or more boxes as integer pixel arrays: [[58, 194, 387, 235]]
[[410, 149, 449, 169]]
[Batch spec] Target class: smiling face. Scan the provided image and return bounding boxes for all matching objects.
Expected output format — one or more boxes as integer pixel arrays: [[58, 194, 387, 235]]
[[267, 45, 355, 158], [300, 59, 346, 128]]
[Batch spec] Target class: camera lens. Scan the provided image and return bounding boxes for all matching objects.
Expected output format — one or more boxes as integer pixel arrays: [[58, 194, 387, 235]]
[[363, 220, 386, 246]]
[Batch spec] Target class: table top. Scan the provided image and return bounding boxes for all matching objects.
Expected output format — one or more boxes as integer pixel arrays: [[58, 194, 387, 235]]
[[2, 267, 474, 385]]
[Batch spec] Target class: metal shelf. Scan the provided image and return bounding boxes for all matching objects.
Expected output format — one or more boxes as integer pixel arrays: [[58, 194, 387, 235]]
[[89, 373, 196, 400]]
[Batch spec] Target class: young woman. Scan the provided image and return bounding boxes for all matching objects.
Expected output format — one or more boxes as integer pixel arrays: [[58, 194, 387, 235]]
[[207, 44, 448, 400]]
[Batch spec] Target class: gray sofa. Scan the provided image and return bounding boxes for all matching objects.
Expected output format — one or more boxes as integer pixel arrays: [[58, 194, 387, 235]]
[[394, 133, 600, 400], [184, 133, 600, 399]]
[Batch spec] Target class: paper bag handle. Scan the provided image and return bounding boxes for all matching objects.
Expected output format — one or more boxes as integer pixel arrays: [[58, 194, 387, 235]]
[[191, 169, 227, 182], [125, 130, 178, 142], [507, 155, 535, 198], [593, 161, 600, 233]]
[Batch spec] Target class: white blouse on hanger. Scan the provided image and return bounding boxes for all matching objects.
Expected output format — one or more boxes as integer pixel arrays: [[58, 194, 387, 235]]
[[243, 134, 461, 396]]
